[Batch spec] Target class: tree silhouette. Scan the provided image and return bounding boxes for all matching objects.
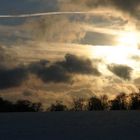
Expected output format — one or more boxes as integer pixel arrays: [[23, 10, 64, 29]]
[[14, 100, 42, 112], [129, 93, 140, 110], [48, 101, 68, 111], [0, 97, 42, 112], [0, 97, 14, 112], [110, 93, 127, 110], [71, 98, 86, 111], [100, 95, 109, 110], [2, 92, 140, 112], [87, 96, 104, 111], [32, 102, 43, 112]]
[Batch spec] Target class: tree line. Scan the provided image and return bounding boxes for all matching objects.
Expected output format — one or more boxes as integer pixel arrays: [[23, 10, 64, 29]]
[[1, 92, 140, 112], [0, 98, 42, 112]]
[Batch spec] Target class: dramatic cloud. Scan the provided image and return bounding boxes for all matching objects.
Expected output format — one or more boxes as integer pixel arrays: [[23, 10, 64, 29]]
[[28, 59, 71, 83], [0, 53, 101, 89], [0, 66, 28, 89], [57, 54, 101, 75], [29, 53, 101, 83], [31, 62, 71, 83], [28, 59, 50, 74], [108, 64, 133, 80]]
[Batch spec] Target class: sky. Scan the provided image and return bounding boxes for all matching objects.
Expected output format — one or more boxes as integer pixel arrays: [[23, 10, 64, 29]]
[[0, 0, 140, 107]]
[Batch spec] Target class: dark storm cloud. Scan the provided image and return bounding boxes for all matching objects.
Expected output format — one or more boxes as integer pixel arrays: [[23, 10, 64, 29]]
[[36, 64, 71, 83], [29, 54, 100, 83], [0, 66, 28, 89], [0, 53, 101, 89], [57, 54, 101, 75], [29, 54, 101, 83], [28, 60, 50, 74], [108, 64, 132, 80], [29, 59, 71, 83]]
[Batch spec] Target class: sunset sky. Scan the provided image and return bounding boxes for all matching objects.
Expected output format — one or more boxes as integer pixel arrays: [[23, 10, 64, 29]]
[[0, 0, 140, 107]]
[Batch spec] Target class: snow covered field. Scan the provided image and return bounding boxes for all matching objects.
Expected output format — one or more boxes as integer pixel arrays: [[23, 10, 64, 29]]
[[0, 111, 140, 140]]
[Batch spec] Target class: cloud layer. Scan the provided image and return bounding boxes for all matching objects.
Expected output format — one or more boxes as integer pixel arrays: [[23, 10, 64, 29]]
[[108, 64, 133, 80], [0, 54, 101, 89], [29, 53, 101, 83], [0, 66, 28, 89], [68, 0, 140, 19]]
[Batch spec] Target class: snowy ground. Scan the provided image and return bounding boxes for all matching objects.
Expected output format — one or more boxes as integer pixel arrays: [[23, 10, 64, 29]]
[[0, 111, 140, 140]]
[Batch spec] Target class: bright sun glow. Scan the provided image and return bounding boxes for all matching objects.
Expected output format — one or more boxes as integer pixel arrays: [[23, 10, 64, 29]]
[[90, 44, 140, 68], [117, 31, 139, 47], [89, 31, 140, 66], [91, 45, 138, 65]]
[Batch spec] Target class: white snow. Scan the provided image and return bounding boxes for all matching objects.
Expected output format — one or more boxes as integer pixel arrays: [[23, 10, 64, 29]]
[[0, 111, 140, 140]]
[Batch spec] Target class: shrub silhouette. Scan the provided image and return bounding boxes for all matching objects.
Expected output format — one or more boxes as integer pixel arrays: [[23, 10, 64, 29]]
[[0, 97, 42, 112], [48, 101, 68, 111], [32, 102, 43, 112], [87, 96, 104, 111], [14, 100, 42, 112], [71, 98, 86, 111], [100, 95, 109, 110], [129, 93, 140, 110], [0, 97, 14, 112], [110, 93, 127, 110]]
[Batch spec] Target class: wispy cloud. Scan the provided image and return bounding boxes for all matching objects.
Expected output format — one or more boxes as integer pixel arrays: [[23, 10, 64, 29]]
[[0, 11, 109, 18]]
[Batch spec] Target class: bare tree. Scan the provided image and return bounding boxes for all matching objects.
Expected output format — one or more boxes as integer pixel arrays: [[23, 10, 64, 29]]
[[87, 96, 104, 111], [110, 93, 127, 110], [100, 95, 109, 110], [48, 101, 68, 111], [71, 98, 86, 111], [129, 92, 140, 110]]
